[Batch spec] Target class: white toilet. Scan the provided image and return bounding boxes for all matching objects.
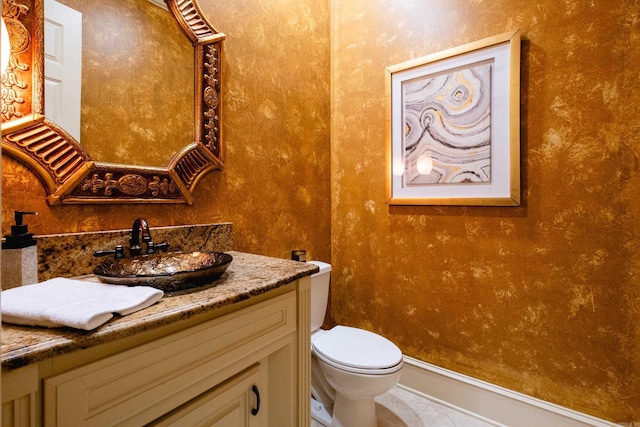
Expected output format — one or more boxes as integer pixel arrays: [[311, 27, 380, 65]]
[[309, 261, 403, 427]]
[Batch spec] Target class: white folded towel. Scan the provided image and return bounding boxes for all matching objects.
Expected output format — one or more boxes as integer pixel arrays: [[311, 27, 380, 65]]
[[1, 278, 164, 331]]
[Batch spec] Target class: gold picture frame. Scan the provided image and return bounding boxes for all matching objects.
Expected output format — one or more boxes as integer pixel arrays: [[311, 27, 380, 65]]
[[385, 29, 521, 206]]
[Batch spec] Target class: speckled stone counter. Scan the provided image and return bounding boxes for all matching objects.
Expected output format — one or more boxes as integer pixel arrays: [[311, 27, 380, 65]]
[[1, 251, 318, 371]]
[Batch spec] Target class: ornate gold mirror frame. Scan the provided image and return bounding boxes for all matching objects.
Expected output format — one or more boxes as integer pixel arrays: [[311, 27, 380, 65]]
[[1, 0, 225, 204]]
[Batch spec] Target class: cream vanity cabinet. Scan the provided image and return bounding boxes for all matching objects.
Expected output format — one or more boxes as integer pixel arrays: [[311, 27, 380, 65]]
[[2, 280, 311, 427]]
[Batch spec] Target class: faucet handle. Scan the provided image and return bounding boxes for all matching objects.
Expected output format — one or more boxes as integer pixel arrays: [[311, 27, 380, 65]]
[[94, 245, 125, 259], [146, 241, 170, 254], [129, 243, 142, 256]]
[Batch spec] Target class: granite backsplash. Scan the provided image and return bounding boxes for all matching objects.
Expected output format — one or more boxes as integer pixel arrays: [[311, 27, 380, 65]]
[[35, 223, 233, 281]]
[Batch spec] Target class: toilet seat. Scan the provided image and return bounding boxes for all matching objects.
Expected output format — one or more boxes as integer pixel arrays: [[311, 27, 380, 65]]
[[312, 326, 403, 375], [314, 349, 403, 375]]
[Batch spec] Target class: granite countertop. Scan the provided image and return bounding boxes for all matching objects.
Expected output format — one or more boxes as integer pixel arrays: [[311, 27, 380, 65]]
[[1, 251, 318, 371]]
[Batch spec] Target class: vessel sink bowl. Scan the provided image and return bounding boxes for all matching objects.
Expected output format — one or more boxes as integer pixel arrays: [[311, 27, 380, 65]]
[[94, 252, 233, 293]]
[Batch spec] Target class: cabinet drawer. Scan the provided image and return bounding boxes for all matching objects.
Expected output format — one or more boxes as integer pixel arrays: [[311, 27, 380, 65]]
[[44, 292, 296, 426]]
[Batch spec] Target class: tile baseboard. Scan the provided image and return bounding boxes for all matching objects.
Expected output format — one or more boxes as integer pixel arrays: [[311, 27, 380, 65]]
[[399, 356, 622, 427]]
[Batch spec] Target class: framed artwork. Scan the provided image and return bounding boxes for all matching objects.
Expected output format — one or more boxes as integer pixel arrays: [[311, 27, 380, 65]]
[[385, 30, 521, 206]]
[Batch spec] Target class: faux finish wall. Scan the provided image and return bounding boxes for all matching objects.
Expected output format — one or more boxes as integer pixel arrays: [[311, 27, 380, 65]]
[[4, 0, 639, 423], [330, 0, 639, 423], [56, 0, 193, 166], [2, 0, 331, 261]]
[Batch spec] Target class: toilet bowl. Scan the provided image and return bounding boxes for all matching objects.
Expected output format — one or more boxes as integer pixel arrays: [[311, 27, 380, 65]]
[[308, 261, 403, 427]]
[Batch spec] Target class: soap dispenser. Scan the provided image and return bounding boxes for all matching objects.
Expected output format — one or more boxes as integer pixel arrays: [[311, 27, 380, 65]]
[[2, 211, 39, 290]]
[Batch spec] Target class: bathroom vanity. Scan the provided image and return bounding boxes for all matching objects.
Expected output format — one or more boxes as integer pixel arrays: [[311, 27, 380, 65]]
[[1, 251, 316, 426]]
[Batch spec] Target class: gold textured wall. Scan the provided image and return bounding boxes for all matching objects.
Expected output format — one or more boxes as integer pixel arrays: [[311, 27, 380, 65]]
[[2, 0, 331, 261], [3, 0, 639, 423], [56, 0, 194, 166], [330, 0, 639, 423]]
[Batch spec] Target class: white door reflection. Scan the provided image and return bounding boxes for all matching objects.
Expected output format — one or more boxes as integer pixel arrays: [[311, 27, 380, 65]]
[[44, 0, 82, 141]]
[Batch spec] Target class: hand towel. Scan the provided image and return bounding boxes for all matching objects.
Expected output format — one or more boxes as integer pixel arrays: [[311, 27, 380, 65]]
[[1, 278, 164, 331]]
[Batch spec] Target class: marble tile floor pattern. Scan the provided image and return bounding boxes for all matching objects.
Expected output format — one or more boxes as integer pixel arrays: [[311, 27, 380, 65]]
[[311, 386, 502, 427]]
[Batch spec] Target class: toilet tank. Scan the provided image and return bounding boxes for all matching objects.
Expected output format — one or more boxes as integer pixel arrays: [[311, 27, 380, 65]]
[[308, 261, 331, 332]]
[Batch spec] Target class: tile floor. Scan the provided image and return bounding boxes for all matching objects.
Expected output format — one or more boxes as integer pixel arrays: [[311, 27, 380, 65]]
[[312, 386, 502, 427]]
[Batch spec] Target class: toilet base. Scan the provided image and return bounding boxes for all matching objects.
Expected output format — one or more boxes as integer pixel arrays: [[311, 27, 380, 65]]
[[331, 395, 377, 427], [310, 395, 378, 427], [311, 397, 332, 426]]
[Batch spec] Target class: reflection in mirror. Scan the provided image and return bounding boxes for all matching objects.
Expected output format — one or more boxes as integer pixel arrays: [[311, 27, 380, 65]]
[[44, 0, 194, 167], [44, 0, 81, 140]]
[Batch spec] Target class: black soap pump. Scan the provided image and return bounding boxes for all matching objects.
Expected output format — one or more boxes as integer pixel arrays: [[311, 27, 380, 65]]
[[3, 211, 38, 249], [2, 211, 39, 289]]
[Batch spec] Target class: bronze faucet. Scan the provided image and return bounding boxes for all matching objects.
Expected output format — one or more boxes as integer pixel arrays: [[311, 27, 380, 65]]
[[129, 218, 170, 255], [94, 218, 169, 259], [129, 218, 152, 256]]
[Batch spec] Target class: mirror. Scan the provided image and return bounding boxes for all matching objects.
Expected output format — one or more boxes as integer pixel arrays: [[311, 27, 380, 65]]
[[46, 0, 193, 167], [1, 0, 225, 204]]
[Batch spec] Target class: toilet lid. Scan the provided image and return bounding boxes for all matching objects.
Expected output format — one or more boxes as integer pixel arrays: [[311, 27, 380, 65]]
[[311, 326, 402, 370]]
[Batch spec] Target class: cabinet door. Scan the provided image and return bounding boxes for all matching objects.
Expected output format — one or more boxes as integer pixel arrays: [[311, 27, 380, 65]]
[[1, 365, 38, 427], [149, 364, 265, 427]]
